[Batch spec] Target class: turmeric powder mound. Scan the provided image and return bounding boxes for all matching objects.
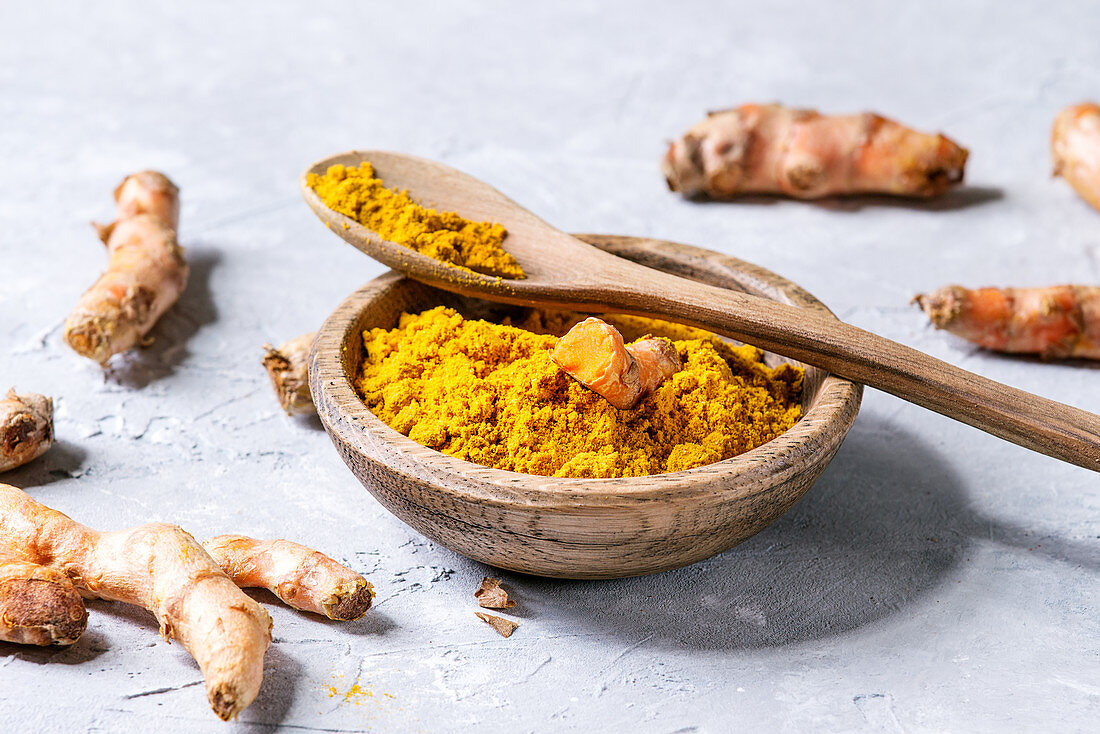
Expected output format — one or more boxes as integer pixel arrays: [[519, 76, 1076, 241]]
[[307, 162, 525, 279], [356, 307, 803, 478]]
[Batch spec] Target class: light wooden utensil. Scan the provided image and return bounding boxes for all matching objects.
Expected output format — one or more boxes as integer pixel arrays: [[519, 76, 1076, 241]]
[[310, 235, 862, 578], [302, 151, 1100, 472]]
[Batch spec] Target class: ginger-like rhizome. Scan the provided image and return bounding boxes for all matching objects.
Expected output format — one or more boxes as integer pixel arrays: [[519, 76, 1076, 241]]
[[0, 484, 272, 720], [663, 103, 968, 200], [0, 484, 376, 720], [0, 390, 53, 473], [915, 285, 1100, 360], [1053, 102, 1100, 212], [203, 535, 373, 621], [65, 171, 188, 365], [0, 549, 87, 646], [262, 332, 317, 416]]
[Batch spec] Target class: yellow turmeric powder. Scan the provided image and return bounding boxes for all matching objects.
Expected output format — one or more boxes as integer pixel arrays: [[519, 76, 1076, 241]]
[[307, 163, 525, 278], [356, 307, 803, 478]]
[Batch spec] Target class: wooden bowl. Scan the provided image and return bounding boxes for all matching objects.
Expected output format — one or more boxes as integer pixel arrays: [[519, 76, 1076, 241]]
[[310, 235, 863, 579]]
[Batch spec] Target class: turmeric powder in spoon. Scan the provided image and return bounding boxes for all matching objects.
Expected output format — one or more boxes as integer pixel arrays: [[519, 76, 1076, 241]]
[[307, 162, 524, 278]]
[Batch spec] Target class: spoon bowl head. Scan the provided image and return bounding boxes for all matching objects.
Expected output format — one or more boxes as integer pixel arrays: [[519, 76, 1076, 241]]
[[302, 150, 586, 289]]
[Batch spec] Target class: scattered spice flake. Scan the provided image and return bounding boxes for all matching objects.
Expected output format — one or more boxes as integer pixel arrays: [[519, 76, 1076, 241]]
[[476, 612, 519, 638], [343, 684, 372, 704], [325, 681, 375, 705], [474, 577, 516, 609]]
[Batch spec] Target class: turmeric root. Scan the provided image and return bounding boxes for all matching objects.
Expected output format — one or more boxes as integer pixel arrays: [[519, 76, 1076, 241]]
[[0, 550, 87, 646], [0, 484, 272, 720], [65, 171, 188, 365], [915, 285, 1100, 360], [202, 535, 374, 621], [550, 317, 681, 409], [0, 390, 53, 473], [1052, 103, 1100, 212], [262, 333, 316, 415], [663, 103, 968, 199]]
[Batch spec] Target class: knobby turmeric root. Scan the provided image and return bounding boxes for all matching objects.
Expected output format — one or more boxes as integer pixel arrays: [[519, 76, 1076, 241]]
[[663, 103, 968, 200], [0, 484, 272, 720], [261, 333, 316, 415], [1052, 103, 1100, 212], [0, 550, 87, 646], [914, 285, 1100, 360], [65, 171, 188, 365], [202, 535, 374, 621], [550, 317, 682, 409], [0, 390, 53, 473]]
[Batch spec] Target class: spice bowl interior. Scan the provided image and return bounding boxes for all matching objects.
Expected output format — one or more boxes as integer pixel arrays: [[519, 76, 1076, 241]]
[[309, 235, 863, 580]]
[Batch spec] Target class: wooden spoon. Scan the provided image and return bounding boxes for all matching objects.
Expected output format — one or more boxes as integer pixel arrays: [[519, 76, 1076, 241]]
[[302, 151, 1100, 472]]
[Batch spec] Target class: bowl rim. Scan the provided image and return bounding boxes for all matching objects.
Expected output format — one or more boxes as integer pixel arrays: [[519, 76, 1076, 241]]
[[310, 234, 863, 510]]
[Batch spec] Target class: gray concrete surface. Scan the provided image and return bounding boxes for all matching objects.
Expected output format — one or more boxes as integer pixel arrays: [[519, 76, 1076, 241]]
[[1, 2, 1098, 732]]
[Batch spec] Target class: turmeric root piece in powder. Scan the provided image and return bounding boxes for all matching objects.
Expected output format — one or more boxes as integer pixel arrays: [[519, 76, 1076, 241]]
[[474, 577, 515, 610], [914, 285, 1100, 360], [0, 550, 87, 646], [262, 333, 316, 415], [65, 171, 188, 365], [629, 336, 685, 396], [663, 103, 968, 199], [475, 612, 518, 638], [202, 535, 374, 621], [1052, 103, 1100, 212], [0, 390, 53, 473], [0, 484, 272, 720], [550, 317, 682, 410]]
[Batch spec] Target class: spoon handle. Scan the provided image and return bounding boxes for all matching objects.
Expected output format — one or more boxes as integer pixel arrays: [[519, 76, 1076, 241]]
[[610, 269, 1100, 472]]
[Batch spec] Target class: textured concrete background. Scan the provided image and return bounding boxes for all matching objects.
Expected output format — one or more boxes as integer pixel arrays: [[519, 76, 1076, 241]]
[[1, 2, 1098, 732]]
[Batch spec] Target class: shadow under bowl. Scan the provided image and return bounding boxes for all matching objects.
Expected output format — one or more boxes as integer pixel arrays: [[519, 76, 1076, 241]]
[[309, 234, 863, 579]]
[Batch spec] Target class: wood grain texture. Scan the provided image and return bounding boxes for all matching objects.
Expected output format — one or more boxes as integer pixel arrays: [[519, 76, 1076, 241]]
[[303, 151, 1100, 472], [309, 236, 862, 579]]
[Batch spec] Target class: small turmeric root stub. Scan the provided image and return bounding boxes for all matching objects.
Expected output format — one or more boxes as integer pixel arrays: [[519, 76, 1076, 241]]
[[0, 551, 87, 646], [0, 390, 54, 473], [551, 317, 641, 409], [664, 103, 968, 200], [65, 171, 188, 365], [0, 484, 272, 721], [202, 535, 374, 621], [1052, 103, 1100, 212], [262, 333, 316, 416], [550, 317, 682, 410], [915, 285, 1100, 360]]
